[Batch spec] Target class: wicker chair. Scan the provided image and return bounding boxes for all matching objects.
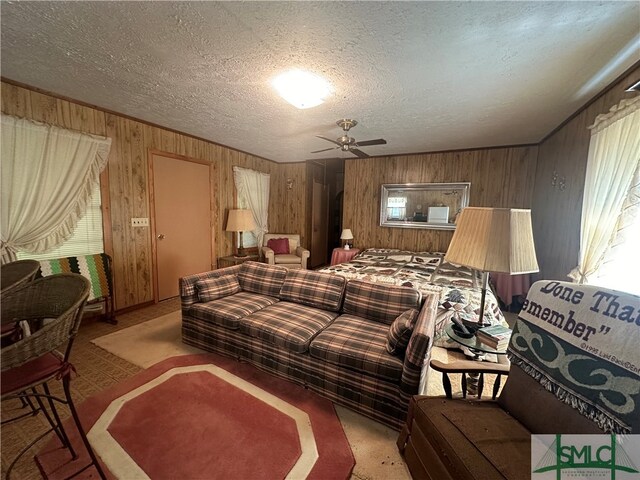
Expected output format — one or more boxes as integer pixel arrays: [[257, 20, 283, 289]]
[[0, 259, 41, 294], [1, 273, 106, 479], [1, 260, 41, 347]]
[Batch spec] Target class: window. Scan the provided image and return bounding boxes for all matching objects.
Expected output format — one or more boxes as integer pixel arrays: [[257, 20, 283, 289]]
[[592, 212, 640, 295], [17, 181, 104, 261], [387, 196, 407, 220], [571, 97, 639, 296], [236, 192, 258, 249]]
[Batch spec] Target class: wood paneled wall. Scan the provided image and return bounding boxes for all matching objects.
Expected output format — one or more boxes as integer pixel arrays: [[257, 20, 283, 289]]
[[532, 65, 640, 281], [5, 61, 635, 308], [1, 81, 306, 310], [343, 146, 539, 253]]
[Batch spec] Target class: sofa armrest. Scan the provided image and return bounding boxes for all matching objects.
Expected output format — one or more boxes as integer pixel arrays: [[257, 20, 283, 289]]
[[296, 246, 310, 269], [179, 264, 242, 313], [262, 246, 275, 265], [401, 292, 438, 395]]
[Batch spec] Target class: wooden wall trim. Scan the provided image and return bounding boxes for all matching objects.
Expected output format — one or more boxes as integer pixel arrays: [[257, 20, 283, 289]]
[[1, 76, 279, 166], [344, 142, 540, 162], [2, 77, 543, 165], [99, 168, 114, 264], [1, 80, 305, 310], [540, 59, 640, 144], [4, 58, 635, 308], [531, 64, 640, 281], [147, 149, 211, 166]]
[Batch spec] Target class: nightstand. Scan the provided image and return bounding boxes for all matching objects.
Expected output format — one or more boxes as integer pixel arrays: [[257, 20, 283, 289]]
[[217, 254, 259, 269], [330, 248, 360, 266]]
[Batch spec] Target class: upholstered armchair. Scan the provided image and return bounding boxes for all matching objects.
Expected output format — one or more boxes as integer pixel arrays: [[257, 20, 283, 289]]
[[262, 233, 310, 269]]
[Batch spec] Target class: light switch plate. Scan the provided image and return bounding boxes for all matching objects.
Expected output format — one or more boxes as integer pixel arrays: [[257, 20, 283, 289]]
[[131, 217, 149, 227]]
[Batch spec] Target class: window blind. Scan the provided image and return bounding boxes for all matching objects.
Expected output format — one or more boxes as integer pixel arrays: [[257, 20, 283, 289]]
[[17, 182, 104, 261]]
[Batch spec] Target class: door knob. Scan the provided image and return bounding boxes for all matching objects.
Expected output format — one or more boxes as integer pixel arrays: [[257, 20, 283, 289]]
[[157, 234, 165, 240]]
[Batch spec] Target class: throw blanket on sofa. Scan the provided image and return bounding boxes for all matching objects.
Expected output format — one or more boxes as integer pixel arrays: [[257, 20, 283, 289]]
[[319, 248, 506, 347], [510, 280, 640, 434]]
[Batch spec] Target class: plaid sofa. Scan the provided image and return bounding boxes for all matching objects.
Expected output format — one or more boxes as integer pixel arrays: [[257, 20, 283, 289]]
[[181, 261, 439, 429]]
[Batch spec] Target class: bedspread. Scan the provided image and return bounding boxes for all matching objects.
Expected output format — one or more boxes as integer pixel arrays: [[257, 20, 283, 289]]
[[319, 248, 507, 347]]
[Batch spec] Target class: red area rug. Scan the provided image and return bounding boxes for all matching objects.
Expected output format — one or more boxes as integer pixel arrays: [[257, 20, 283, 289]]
[[36, 354, 355, 479]]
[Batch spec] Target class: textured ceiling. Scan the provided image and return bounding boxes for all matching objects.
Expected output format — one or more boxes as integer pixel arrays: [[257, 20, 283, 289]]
[[1, 1, 639, 163]]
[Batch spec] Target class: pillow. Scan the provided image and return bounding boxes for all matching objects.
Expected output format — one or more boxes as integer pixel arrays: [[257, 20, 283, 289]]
[[279, 269, 346, 312], [343, 280, 421, 325], [386, 309, 419, 356], [267, 238, 289, 255], [196, 274, 241, 302], [288, 238, 298, 253], [238, 261, 287, 297]]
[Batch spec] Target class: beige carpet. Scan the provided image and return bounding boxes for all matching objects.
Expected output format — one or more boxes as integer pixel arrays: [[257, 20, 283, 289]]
[[91, 310, 204, 368], [91, 311, 411, 480]]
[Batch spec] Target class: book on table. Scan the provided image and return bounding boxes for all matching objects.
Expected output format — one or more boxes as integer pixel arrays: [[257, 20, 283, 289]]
[[476, 324, 511, 349]]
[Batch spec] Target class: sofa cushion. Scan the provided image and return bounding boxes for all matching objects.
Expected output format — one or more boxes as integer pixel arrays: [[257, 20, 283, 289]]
[[195, 274, 241, 303], [343, 280, 421, 325], [274, 254, 301, 264], [188, 292, 279, 330], [309, 314, 404, 382], [240, 302, 338, 353], [267, 237, 289, 254], [279, 269, 346, 312], [386, 309, 419, 356], [238, 261, 287, 297]]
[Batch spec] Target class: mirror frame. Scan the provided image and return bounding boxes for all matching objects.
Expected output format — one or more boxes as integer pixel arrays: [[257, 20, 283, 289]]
[[379, 182, 471, 230]]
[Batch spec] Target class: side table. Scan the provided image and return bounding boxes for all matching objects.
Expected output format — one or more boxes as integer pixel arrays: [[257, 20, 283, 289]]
[[330, 248, 360, 266], [491, 272, 530, 309], [217, 254, 259, 269], [430, 323, 510, 399], [430, 351, 510, 400]]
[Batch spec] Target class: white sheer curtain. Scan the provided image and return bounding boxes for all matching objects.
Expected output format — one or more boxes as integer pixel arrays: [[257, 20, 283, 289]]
[[233, 166, 270, 247], [590, 161, 640, 294], [1, 114, 111, 263], [569, 97, 640, 284]]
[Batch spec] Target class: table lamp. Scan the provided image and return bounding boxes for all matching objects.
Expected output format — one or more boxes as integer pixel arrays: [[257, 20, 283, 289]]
[[340, 229, 354, 250], [226, 209, 256, 257], [444, 207, 539, 328]]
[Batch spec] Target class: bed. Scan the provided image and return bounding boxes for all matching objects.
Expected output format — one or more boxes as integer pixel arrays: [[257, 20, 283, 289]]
[[318, 248, 507, 349]]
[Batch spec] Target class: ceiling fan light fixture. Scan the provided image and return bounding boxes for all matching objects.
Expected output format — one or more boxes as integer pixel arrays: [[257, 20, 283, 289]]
[[272, 69, 332, 109]]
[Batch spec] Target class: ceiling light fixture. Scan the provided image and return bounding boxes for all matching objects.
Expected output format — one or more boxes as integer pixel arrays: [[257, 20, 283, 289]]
[[272, 69, 332, 109]]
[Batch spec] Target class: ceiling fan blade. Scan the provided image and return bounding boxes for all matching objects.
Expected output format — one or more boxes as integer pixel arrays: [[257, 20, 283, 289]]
[[315, 135, 342, 146], [354, 138, 387, 147], [350, 148, 370, 158], [311, 147, 338, 154]]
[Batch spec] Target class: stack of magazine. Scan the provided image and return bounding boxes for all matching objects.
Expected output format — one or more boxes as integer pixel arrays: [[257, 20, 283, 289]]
[[476, 324, 511, 350]]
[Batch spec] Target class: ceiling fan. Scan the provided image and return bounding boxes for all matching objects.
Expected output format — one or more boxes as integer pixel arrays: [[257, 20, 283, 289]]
[[310, 119, 387, 158]]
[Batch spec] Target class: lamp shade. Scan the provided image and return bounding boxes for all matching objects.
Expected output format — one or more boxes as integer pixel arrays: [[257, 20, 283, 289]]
[[225, 209, 256, 232], [445, 207, 539, 274], [340, 229, 354, 240]]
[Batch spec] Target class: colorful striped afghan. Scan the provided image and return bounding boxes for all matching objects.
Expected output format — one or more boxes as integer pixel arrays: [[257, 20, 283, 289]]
[[38, 253, 116, 323]]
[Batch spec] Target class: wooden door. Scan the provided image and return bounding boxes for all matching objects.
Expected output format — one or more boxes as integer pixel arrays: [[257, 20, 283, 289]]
[[150, 153, 212, 301], [311, 180, 329, 268]]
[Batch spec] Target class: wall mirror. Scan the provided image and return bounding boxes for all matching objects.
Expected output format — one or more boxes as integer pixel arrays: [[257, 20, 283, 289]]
[[379, 182, 471, 230]]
